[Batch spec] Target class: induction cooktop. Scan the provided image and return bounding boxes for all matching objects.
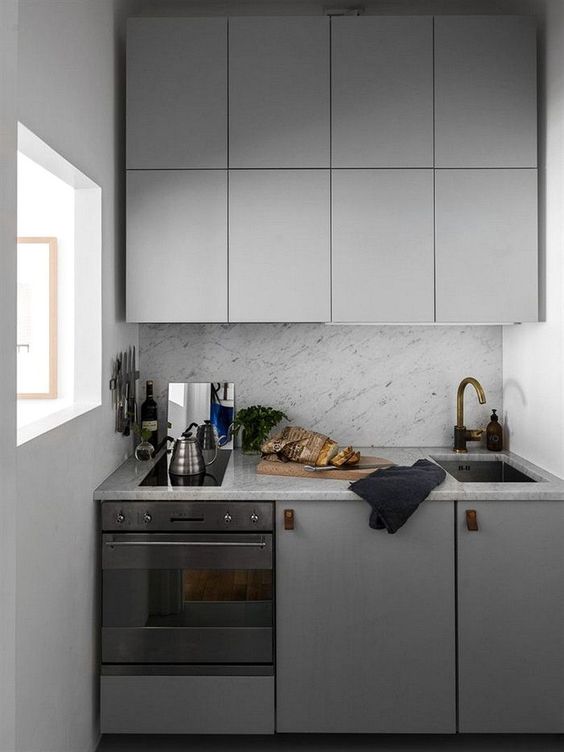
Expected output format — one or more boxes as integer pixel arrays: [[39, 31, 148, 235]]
[[140, 449, 232, 487]]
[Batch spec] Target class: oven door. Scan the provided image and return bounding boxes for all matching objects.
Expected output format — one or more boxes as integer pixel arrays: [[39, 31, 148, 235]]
[[102, 532, 273, 665]]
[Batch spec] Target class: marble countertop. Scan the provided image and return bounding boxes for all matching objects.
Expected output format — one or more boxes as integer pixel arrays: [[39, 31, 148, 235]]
[[94, 446, 564, 502]]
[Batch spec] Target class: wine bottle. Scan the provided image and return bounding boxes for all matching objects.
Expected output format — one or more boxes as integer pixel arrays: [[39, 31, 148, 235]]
[[141, 380, 158, 449]]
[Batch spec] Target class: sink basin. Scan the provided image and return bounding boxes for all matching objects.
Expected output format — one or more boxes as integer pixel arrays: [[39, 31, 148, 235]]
[[431, 458, 537, 483]]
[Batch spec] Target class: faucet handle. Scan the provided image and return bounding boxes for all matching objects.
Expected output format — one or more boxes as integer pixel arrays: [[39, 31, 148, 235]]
[[466, 429, 483, 442]]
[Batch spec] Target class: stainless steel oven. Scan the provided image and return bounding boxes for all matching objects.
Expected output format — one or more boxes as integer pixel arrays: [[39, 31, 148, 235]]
[[101, 501, 274, 671], [100, 500, 275, 734]]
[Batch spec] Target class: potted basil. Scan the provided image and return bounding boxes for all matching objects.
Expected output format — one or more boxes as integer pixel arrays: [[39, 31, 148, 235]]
[[233, 405, 289, 454]]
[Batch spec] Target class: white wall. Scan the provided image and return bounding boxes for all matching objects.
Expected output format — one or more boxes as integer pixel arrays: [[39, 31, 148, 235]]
[[0, 3, 18, 750], [503, 0, 564, 477], [15, 2, 137, 751]]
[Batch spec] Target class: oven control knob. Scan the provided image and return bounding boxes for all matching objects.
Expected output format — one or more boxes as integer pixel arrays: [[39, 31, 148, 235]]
[[116, 512, 125, 524], [143, 513, 152, 524], [250, 512, 259, 524], [224, 512, 232, 524]]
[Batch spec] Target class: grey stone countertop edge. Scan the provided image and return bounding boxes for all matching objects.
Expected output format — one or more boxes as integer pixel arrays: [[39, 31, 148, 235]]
[[94, 446, 564, 502]]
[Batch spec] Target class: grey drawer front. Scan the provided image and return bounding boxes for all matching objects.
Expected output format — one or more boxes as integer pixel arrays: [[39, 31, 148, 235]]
[[102, 626, 273, 664], [100, 674, 275, 734]]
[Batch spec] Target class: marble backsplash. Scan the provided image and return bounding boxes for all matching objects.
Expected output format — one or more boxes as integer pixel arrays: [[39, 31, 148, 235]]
[[139, 323, 502, 447]]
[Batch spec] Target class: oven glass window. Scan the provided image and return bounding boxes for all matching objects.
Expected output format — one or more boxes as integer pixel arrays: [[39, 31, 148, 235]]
[[184, 569, 272, 602], [146, 569, 272, 628], [104, 568, 272, 628]]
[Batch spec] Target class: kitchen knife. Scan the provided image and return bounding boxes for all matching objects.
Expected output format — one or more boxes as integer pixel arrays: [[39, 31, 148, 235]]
[[116, 352, 125, 433], [304, 463, 393, 472], [130, 345, 137, 423]]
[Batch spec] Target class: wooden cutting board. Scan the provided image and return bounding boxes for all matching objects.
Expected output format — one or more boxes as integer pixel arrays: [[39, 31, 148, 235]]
[[256, 456, 394, 481]]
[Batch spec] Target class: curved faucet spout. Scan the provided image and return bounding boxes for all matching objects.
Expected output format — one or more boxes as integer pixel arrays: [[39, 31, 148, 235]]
[[453, 377, 487, 453], [456, 377, 486, 428]]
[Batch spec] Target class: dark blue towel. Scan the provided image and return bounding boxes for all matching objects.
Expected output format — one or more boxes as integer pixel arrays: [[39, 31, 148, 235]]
[[349, 459, 446, 534]]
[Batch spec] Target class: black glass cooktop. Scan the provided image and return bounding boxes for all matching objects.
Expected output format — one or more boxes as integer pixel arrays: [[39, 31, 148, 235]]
[[140, 449, 232, 487]]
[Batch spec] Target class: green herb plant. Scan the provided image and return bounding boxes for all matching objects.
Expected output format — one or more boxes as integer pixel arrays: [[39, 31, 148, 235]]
[[233, 405, 289, 454], [132, 423, 154, 443]]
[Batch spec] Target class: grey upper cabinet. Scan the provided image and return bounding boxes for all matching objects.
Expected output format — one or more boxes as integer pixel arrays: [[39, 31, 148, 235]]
[[229, 170, 330, 322], [332, 170, 434, 322], [331, 17, 433, 168], [458, 501, 564, 733], [126, 171, 227, 323], [125, 15, 538, 324], [276, 501, 455, 733], [435, 169, 538, 323], [229, 18, 329, 168], [127, 19, 227, 169], [435, 16, 537, 168]]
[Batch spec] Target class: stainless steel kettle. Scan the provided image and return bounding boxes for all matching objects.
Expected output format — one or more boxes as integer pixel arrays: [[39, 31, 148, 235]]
[[169, 431, 217, 476], [194, 420, 219, 450]]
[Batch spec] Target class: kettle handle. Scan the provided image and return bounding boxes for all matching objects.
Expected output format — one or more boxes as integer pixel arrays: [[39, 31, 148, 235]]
[[205, 446, 218, 467], [182, 422, 199, 437]]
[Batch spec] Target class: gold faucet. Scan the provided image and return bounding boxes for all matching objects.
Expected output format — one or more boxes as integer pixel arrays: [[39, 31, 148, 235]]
[[454, 377, 487, 453]]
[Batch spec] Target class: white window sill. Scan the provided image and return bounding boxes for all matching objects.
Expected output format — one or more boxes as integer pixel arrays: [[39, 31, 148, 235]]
[[17, 400, 100, 446]]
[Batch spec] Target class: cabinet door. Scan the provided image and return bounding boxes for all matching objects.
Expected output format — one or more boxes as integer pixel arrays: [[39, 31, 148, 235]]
[[229, 170, 330, 322], [276, 501, 455, 733], [435, 16, 537, 168], [331, 17, 433, 167], [229, 18, 329, 168], [435, 169, 538, 323], [127, 19, 227, 169], [332, 170, 434, 322], [458, 501, 564, 733], [126, 171, 227, 323]]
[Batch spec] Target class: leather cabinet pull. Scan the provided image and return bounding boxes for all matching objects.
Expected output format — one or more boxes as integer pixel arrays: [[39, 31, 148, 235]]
[[284, 509, 295, 530], [466, 509, 479, 532]]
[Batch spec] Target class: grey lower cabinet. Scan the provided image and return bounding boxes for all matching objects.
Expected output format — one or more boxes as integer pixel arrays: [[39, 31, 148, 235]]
[[126, 18, 227, 169], [331, 16, 433, 168], [126, 170, 227, 323], [229, 17, 329, 168], [435, 169, 538, 323], [332, 169, 434, 322], [275, 500, 456, 733], [458, 501, 564, 733], [229, 170, 330, 322], [434, 16, 537, 168]]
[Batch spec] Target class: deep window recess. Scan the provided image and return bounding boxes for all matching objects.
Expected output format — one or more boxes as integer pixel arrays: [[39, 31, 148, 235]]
[[16, 124, 102, 445]]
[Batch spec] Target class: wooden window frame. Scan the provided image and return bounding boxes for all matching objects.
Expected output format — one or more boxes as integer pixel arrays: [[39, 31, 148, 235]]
[[17, 236, 58, 399]]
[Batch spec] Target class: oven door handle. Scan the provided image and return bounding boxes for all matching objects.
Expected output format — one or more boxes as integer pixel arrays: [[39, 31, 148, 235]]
[[104, 538, 267, 549]]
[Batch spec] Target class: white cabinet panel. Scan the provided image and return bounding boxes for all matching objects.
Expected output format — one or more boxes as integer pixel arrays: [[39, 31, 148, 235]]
[[276, 501, 456, 733], [332, 170, 434, 322], [127, 19, 227, 168], [229, 170, 330, 322], [458, 501, 564, 732], [435, 16, 537, 168], [229, 18, 330, 168], [331, 17, 433, 167], [435, 169, 538, 323], [126, 171, 227, 323]]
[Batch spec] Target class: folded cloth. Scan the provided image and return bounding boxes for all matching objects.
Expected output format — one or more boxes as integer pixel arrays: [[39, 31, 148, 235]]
[[349, 459, 446, 534]]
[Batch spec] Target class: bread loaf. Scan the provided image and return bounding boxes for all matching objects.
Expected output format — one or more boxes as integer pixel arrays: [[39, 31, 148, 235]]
[[261, 426, 337, 465], [330, 446, 355, 467]]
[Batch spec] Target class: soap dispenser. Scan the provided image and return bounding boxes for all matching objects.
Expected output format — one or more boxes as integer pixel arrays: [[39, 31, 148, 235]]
[[486, 409, 503, 451]]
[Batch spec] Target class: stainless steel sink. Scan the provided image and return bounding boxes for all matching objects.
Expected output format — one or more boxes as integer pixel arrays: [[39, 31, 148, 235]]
[[431, 458, 537, 483]]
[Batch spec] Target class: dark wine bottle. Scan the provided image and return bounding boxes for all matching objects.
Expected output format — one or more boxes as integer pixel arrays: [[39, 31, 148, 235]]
[[140, 380, 158, 449]]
